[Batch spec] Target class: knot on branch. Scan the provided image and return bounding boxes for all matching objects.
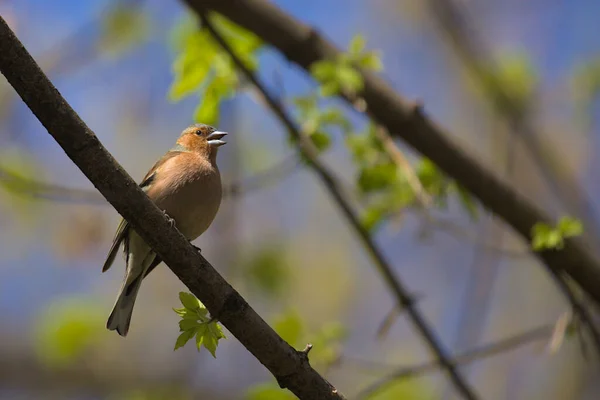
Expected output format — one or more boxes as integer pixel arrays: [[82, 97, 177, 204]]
[[275, 343, 314, 389]]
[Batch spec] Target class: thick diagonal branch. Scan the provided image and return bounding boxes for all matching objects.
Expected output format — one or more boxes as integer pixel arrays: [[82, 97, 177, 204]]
[[0, 16, 343, 400], [183, 0, 600, 305], [199, 13, 479, 400]]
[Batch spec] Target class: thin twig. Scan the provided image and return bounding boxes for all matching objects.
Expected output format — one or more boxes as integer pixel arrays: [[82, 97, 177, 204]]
[[199, 12, 479, 400], [427, 0, 600, 357], [372, 125, 432, 209], [356, 324, 555, 399]]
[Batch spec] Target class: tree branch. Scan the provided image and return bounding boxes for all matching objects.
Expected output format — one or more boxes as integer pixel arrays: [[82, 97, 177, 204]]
[[198, 12, 479, 400], [0, 16, 343, 400], [183, 0, 600, 305], [426, 0, 600, 356]]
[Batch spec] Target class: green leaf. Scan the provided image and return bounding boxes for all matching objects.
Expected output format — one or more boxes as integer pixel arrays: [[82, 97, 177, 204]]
[[309, 131, 332, 152], [273, 310, 304, 347], [337, 65, 364, 93], [349, 34, 366, 55], [319, 81, 341, 97], [358, 163, 397, 193], [558, 216, 583, 238], [174, 329, 195, 350], [310, 60, 337, 82], [179, 318, 199, 332], [361, 203, 387, 232], [359, 51, 383, 71], [179, 292, 200, 310]]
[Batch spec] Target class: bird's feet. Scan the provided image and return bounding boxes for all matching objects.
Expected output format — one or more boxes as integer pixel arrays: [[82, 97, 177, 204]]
[[163, 210, 176, 228]]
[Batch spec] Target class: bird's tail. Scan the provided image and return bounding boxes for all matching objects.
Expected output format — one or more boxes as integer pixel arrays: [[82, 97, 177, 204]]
[[107, 272, 144, 337]]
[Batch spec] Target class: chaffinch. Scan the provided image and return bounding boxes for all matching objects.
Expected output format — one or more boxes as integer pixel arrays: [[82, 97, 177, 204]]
[[102, 123, 227, 336]]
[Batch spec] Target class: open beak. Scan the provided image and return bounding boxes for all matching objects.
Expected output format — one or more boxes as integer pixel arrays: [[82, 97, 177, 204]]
[[207, 131, 228, 147]]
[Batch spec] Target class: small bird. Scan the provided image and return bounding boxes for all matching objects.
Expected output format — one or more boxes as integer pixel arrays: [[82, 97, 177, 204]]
[[102, 123, 227, 336]]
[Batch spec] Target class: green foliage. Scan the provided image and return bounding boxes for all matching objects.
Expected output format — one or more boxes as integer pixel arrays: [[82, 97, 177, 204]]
[[482, 51, 537, 113], [100, 4, 149, 57], [310, 34, 382, 97], [291, 94, 352, 154], [169, 14, 262, 125], [531, 216, 583, 251], [344, 125, 478, 232], [35, 297, 104, 367], [244, 246, 290, 298], [173, 292, 226, 357]]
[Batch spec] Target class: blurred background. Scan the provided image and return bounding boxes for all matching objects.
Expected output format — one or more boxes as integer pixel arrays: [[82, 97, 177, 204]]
[[1, 0, 600, 399]]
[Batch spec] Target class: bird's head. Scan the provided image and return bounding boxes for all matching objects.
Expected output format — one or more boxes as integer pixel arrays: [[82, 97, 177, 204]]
[[176, 123, 228, 162]]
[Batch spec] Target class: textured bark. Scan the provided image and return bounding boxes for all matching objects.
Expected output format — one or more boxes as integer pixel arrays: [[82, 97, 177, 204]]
[[0, 16, 344, 400], [184, 0, 600, 305]]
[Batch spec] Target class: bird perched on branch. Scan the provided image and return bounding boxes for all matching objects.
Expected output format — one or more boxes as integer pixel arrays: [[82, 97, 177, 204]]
[[102, 123, 228, 336]]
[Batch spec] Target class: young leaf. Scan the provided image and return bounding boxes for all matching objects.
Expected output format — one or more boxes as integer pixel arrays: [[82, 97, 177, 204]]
[[179, 292, 200, 310], [558, 216, 583, 238], [349, 34, 366, 55], [174, 329, 195, 350]]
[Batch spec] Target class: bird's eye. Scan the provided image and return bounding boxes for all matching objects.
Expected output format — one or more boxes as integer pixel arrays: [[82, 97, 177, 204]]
[[195, 130, 203, 136]]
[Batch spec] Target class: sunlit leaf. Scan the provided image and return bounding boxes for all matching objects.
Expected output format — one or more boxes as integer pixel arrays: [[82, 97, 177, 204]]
[[349, 34, 366, 55], [358, 163, 397, 193], [174, 329, 195, 350]]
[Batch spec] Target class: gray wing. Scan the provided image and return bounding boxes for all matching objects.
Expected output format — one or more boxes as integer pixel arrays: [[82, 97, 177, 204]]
[[102, 218, 129, 272]]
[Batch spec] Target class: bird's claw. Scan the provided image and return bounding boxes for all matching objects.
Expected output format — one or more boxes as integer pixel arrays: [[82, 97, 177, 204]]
[[163, 210, 176, 228]]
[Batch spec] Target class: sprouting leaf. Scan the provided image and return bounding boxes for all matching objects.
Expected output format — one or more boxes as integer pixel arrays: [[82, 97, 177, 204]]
[[179, 292, 200, 311], [349, 34, 366, 55], [558, 216, 583, 238], [174, 329, 195, 350], [169, 13, 262, 126], [174, 292, 225, 355], [309, 131, 332, 152], [530, 216, 582, 251], [361, 203, 387, 232], [358, 163, 397, 193], [358, 51, 383, 71], [310, 60, 337, 82], [337, 65, 364, 93]]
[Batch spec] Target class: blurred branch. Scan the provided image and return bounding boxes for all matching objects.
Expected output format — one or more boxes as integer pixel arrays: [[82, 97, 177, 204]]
[[0, 155, 299, 204], [355, 323, 557, 399], [185, 0, 600, 307], [0, 17, 344, 400], [427, 0, 600, 242], [427, 0, 600, 357], [199, 12, 479, 400]]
